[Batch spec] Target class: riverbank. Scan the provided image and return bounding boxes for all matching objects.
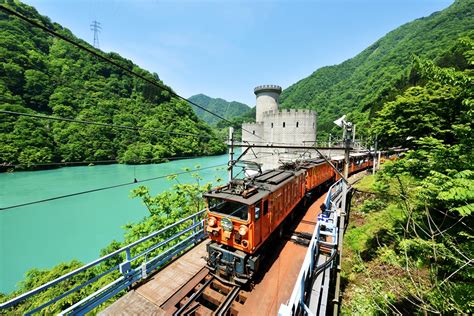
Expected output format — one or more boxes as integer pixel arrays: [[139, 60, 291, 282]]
[[0, 153, 227, 173]]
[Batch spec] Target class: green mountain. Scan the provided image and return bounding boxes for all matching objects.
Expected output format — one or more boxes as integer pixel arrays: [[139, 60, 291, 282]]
[[188, 94, 251, 125], [0, 0, 225, 168], [280, 0, 473, 138]]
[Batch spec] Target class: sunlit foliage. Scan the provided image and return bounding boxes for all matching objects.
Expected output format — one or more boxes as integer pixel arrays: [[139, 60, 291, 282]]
[[0, 0, 225, 168]]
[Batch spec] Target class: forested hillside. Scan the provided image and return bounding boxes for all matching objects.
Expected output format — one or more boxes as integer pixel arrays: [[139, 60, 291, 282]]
[[0, 0, 225, 168], [341, 35, 473, 313], [188, 94, 251, 125], [280, 0, 473, 139]]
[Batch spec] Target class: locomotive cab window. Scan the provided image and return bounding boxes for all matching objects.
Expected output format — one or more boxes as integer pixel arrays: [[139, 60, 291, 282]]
[[255, 203, 261, 220], [263, 200, 268, 215], [207, 198, 249, 221]]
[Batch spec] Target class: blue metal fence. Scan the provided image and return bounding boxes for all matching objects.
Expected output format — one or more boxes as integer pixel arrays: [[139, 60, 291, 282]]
[[0, 209, 207, 315], [279, 179, 345, 316]]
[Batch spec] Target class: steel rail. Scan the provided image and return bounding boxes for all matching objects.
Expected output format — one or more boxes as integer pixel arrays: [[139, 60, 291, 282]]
[[173, 275, 214, 315], [216, 285, 241, 316]]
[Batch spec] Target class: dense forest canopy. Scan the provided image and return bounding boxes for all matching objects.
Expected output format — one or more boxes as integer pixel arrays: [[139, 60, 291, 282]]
[[187, 94, 256, 143], [0, 0, 225, 168], [342, 35, 473, 313], [280, 0, 473, 141], [188, 94, 251, 126]]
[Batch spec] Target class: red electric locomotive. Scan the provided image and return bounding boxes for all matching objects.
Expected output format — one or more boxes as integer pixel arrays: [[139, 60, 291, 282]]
[[204, 154, 373, 285]]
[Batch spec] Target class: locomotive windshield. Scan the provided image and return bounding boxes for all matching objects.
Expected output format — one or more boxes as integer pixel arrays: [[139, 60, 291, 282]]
[[207, 198, 249, 221]]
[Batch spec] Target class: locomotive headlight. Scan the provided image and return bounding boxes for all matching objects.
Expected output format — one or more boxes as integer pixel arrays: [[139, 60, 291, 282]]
[[220, 217, 233, 232], [208, 216, 217, 227], [239, 225, 248, 236]]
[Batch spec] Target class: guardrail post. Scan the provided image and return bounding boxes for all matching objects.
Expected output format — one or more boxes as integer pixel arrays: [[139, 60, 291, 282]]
[[119, 248, 132, 277], [193, 215, 198, 243], [141, 261, 148, 279], [119, 260, 131, 276], [300, 272, 305, 307]]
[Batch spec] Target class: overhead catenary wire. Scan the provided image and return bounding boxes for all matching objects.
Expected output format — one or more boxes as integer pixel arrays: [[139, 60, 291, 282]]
[[0, 163, 227, 211], [1, 155, 202, 169], [0, 110, 209, 139], [0, 4, 266, 141], [0, 151, 280, 211]]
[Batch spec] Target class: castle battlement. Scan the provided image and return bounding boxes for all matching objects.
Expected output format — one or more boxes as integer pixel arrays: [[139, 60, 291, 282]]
[[242, 85, 317, 171], [254, 85, 282, 94], [242, 122, 263, 128], [262, 109, 316, 118]]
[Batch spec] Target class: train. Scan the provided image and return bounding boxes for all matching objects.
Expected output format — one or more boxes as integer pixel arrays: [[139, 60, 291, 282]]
[[203, 152, 375, 285]]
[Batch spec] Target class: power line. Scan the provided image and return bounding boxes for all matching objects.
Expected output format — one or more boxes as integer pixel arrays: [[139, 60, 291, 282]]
[[0, 110, 210, 139], [1, 155, 202, 169], [0, 163, 227, 211], [0, 4, 265, 141], [0, 152, 303, 211]]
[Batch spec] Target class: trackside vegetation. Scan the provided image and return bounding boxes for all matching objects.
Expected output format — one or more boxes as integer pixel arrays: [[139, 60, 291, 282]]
[[341, 35, 473, 314], [0, 171, 220, 314]]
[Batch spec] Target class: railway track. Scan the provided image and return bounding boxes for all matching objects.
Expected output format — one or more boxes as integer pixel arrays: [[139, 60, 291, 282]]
[[162, 269, 247, 315]]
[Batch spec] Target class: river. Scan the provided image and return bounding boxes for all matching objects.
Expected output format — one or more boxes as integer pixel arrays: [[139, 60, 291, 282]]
[[0, 154, 229, 294]]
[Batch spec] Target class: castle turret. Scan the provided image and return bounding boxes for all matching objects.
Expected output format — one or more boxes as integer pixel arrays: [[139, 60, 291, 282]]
[[243, 84, 316, 171], [254, 85, 282, 122]]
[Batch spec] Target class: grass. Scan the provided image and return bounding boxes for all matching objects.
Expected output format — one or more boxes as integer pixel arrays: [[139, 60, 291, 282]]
[[345, 203, 403, 254], [341, 173, 409, 315], [353, 174, 376, 193]]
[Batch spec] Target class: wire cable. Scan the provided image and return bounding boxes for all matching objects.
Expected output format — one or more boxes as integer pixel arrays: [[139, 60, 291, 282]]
[[0, 4, 265, 141], [0, 152, 277, 212], [1, 155, 201, 169], [0, 110, 209, 139], [0, 163, 227, 211]]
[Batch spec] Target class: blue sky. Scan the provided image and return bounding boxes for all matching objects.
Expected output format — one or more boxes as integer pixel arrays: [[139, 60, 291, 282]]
[[23, 0, 453, 106]]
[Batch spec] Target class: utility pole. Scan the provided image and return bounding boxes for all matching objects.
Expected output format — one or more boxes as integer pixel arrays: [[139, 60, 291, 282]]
[[373, 136, 378, 175], [90, 20, 101, 49], [228, 127, 234, 182], [333, 121, 351, 315], [343, 123, 352, 180], [341, 122, 352, 215], [377, 150, 381, 171], [328, 133, 332, 158], [352, 124, 356, 146], [344, 126, 351, 180]]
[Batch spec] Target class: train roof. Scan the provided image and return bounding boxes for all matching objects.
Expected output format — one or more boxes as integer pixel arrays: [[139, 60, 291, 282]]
[[203, 168, 305, 205], [351, 152, 370, 157], [330, 152, 370, 161], [298, 158, 327, 168]]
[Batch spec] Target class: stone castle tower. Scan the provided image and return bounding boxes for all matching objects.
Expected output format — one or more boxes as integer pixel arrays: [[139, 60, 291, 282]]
[[241, 85, 317, 170]]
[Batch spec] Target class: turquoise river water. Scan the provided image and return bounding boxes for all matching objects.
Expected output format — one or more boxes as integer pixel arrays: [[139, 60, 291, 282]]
[[0, 154, 229, 294]]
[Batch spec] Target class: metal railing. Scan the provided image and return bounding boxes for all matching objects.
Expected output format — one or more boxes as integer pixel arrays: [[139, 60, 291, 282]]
[[0, 209, 207, 315], [279, 180, 344, 316]]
